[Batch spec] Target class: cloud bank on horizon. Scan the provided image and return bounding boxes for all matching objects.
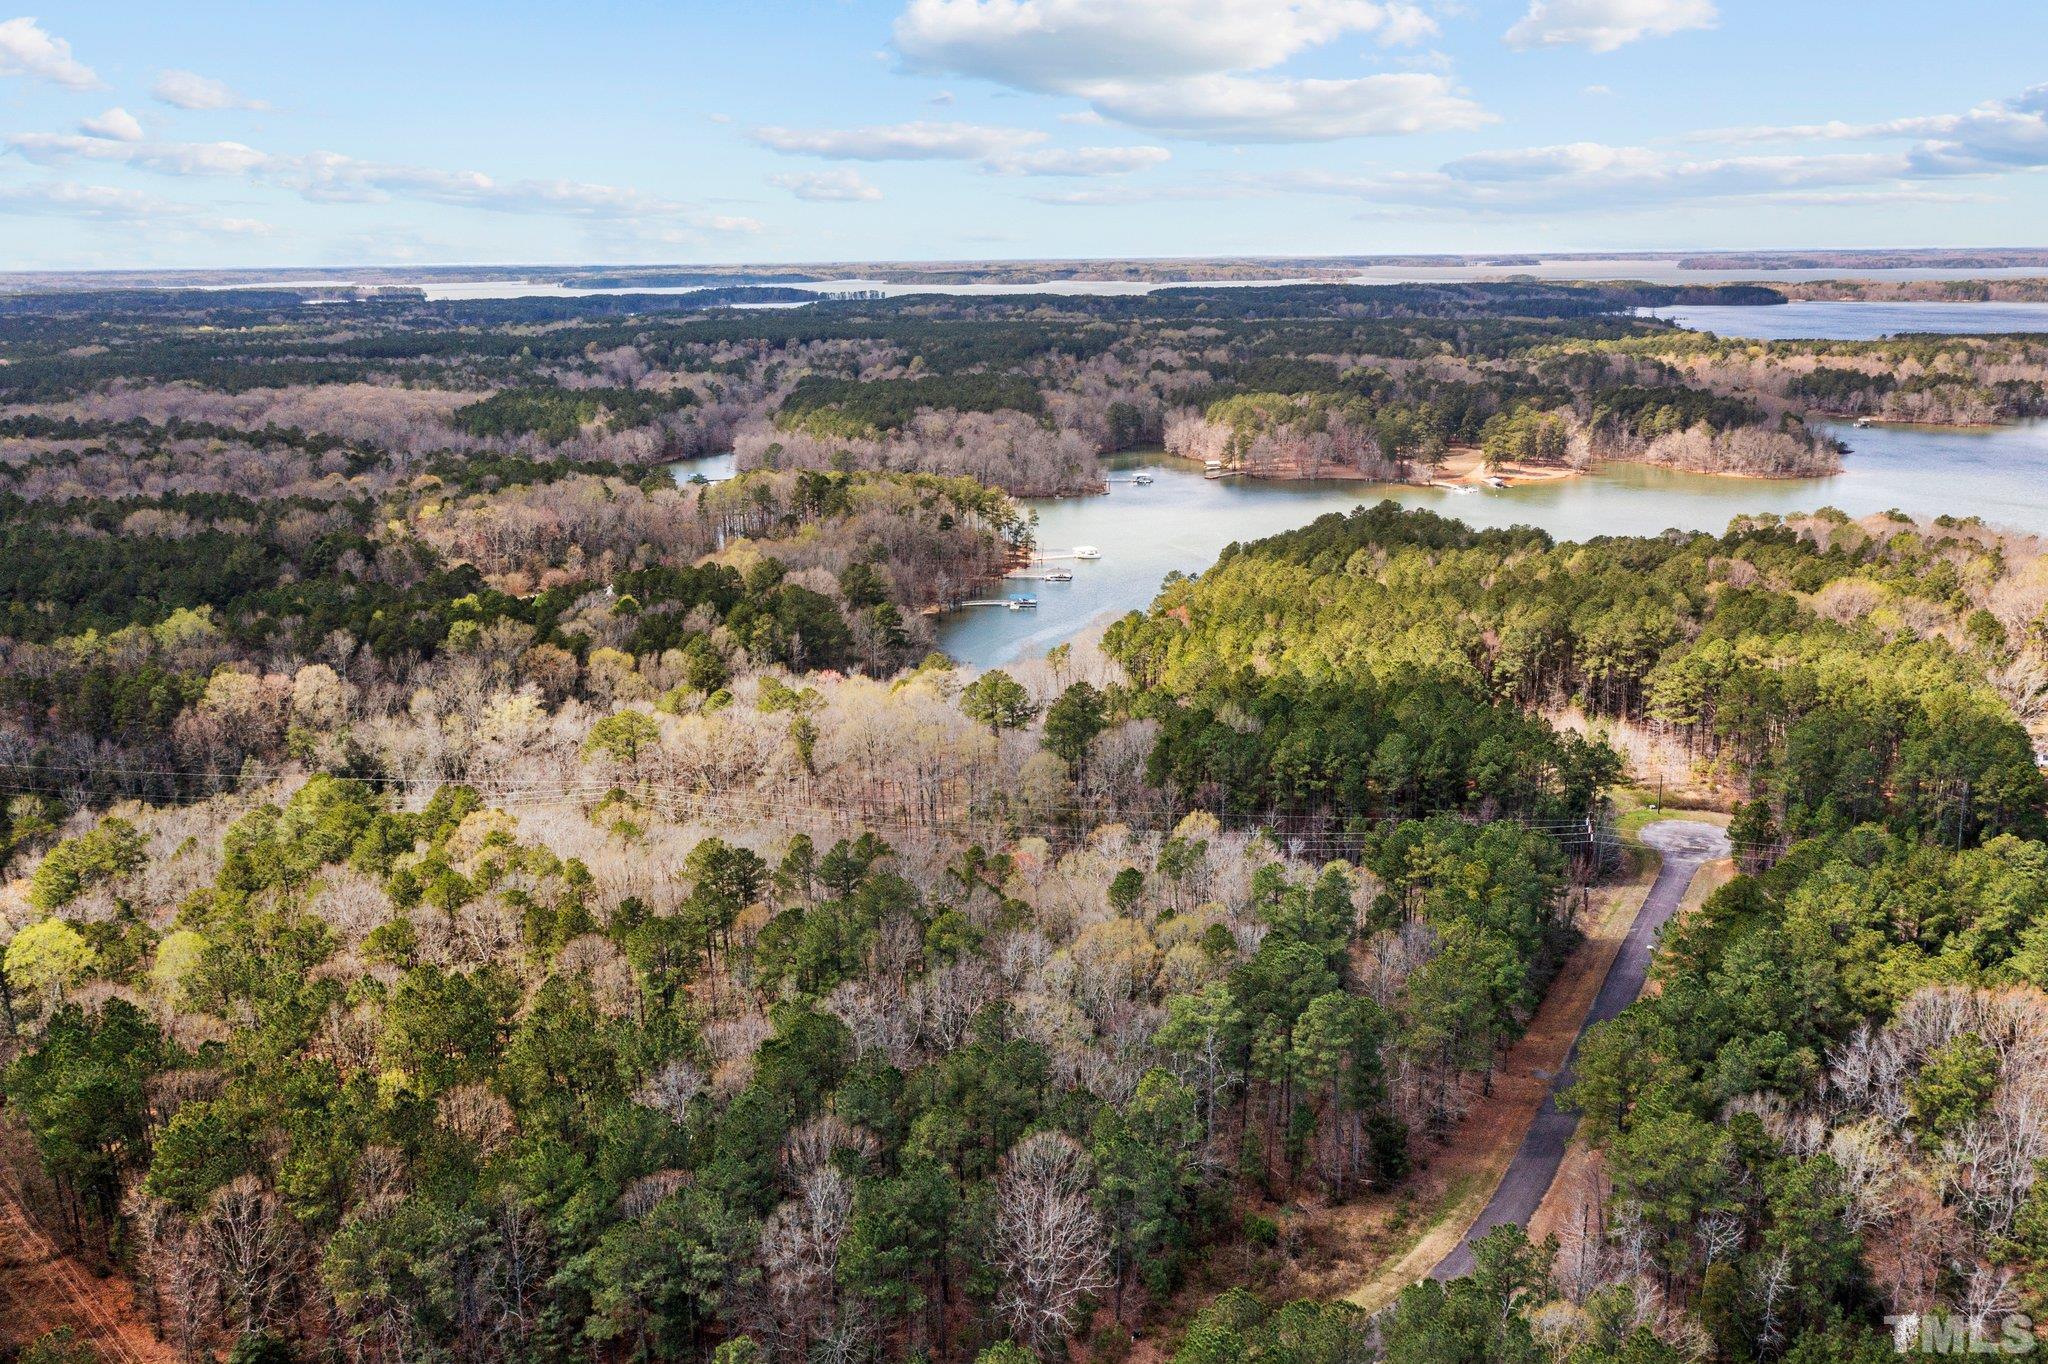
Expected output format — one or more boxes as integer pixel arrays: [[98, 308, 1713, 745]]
[[0, 1, 2043, 268]]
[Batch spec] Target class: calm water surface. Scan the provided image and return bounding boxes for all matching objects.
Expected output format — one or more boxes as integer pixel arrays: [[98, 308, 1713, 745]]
[[666, 299, 2048, 667], [669, 450, 736, 481], [1649, 300, 2048, 339], [393, 266, 2048, 302], [419, 277, 1319, 301], [1366, 261, 2048, 286], [933, 422, 2048, 666], [669, 422, 2048, 667]]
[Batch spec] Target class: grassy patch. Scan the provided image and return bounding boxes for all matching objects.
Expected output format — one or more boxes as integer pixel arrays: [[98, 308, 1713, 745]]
[[1611, 798, 1731, 847]]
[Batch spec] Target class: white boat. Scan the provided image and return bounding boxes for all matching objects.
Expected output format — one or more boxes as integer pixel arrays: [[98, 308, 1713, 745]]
[[1855, 417, 1873, 428], [1072, 545, 1102, 559], [1045, 569, 1073, 582], [1132, 472, 1153, 485]]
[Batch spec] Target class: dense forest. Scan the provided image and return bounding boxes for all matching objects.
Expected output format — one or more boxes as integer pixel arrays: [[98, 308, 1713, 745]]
[[6, 281, 2048, 1362], [1563, 329, 2048, 427], [1107, 502, 2047, 848], [0, 279, 1869, 502], [1098, 500, 2048, 1359], [8, 276, 2032, 503]]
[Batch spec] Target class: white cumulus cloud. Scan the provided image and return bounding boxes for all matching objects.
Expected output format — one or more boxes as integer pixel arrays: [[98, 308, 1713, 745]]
[[1689, 85, 2048, 178], [1029, 180, 1262, 206], [151, 69, 269, 111], [750, 120, 1046, 161], [0, 178, 270, 236], [987, 144, 1171, 175], [896, 0, 1425, 87], [748, 119, 1167, 175], [0, 180, 164, 221], [771, 169, 885, 202], [1505, 0, 1717, 52], [1272, 144, 1921, 214], [6, 130, 761, 233], [79, 107, 144, 142], [1039, 86, 2048, 217], [12, 132, 269, 177], [1443, 140, 1666, 182], [1088, 72, 1488, 142], [0, 16, 99, 89], [891, 0, 1475, 142], [1239, 84, 2048, 216]]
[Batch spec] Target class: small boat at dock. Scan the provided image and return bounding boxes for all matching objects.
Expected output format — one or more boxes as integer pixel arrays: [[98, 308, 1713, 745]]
[[1132, 472, 1153, 485], [1007, 595, 1038, 610], [1073, 545, 1101, 559]]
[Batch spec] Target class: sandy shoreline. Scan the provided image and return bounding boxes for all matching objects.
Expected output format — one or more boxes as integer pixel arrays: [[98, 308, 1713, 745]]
[[1163, 445, 1586, 489]]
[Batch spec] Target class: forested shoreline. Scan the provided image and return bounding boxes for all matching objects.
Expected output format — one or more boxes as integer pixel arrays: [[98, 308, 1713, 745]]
[[4, 278, 2037, 509], [0, 279, 1885, 504], [6, 281, 2048, 1363]]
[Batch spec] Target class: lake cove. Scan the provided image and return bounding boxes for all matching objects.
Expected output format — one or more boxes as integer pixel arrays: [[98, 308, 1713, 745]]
[[925, 420, 2048, 666], [667, 298, 2048, 668], [672, 419, 2048, 669]]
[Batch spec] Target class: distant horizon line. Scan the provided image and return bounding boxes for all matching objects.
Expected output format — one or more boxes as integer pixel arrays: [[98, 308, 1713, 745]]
[[8, 245, 2048, 282]]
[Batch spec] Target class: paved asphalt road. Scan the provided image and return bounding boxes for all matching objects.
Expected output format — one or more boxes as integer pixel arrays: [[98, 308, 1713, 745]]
[[1430, 819, 1731, 1280]]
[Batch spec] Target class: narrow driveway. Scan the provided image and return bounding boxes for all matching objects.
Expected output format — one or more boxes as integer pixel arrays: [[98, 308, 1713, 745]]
[[1430, 819, 1730, 1279]]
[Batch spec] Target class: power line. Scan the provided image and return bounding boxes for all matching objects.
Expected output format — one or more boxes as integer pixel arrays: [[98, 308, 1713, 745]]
[[0, 760, 1621, 863]]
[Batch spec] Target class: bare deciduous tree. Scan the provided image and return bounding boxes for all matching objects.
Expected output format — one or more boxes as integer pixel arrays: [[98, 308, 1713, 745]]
[[200, 1176, 299, 1336], [989, 1131, 1109, 1355], [759, 1165, 858, 1360]]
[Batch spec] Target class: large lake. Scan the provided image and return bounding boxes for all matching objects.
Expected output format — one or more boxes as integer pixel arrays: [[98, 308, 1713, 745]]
[[669, 420, 2048, 668], [418, 277, 1319, 301], [1647, 300, 2048, 340], [663, 297, 2048, 667], [417, 262, 2048, 303]]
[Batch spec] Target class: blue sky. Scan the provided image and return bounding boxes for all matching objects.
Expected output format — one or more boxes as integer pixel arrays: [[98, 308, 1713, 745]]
[[3, 0, 2047, 269]]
